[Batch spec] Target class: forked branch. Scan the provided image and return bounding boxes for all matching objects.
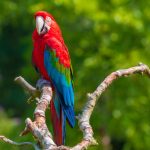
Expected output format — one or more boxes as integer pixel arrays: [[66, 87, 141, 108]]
[[0, 63, 150, 150]]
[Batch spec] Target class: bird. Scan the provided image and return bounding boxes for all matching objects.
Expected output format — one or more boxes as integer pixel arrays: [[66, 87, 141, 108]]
[[32, 11, 75, 146]]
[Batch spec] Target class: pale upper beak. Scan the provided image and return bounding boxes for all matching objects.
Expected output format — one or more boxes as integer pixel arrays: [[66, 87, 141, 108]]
[[36, 16, 44, 35]]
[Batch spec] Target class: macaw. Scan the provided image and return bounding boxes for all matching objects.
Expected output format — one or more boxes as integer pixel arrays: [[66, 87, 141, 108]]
[[32, 11, 75, 145]]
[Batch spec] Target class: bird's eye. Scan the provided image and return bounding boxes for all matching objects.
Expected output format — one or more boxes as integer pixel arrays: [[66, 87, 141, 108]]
[[46, 16, 51, 22]]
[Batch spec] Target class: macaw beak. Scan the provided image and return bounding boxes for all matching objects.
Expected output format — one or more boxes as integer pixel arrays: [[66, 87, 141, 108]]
[[36, 16, 44, 35]]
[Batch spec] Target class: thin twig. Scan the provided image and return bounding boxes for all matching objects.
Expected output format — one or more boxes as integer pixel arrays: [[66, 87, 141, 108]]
[[0, 136, 40, 150]]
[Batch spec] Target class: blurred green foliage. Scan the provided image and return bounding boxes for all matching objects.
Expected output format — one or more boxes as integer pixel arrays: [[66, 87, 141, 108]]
[[0, 0, 150, 149]]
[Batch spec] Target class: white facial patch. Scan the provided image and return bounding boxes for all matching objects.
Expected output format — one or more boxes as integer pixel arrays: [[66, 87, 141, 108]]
[[45, 16, 52, 31]]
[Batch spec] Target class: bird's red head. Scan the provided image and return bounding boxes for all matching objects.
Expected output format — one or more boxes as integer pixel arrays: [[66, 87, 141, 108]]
[[34, 11, 56, 35], [34, 11, 55, 21]]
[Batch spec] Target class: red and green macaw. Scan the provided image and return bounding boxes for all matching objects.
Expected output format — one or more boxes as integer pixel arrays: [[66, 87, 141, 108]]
[[32, 11, 75, 145]]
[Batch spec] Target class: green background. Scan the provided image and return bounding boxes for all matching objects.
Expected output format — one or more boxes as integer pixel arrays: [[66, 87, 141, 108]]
[[0, 0, 150, 149]]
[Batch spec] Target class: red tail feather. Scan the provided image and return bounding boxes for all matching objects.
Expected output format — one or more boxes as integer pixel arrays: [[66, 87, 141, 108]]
[[50, 100, 63, 145]]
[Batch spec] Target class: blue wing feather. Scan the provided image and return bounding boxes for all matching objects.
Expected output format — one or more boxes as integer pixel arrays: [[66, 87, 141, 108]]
[[44, 48, 75, 127]]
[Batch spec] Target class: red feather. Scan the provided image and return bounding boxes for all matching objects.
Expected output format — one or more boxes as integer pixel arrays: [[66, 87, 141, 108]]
[[32, 11, 72, 145], [32, 13, 71, 71], [50, 100, 63, 145]]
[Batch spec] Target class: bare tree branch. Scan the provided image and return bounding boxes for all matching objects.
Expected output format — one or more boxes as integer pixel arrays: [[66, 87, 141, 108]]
[[0, 63, 150, 150], [0, 136, 40, 150], [72, 63, 150, 149], [16, 77, 57, 150]]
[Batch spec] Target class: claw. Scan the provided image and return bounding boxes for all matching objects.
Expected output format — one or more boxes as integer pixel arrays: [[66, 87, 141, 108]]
[[27, 96, 35, 104]]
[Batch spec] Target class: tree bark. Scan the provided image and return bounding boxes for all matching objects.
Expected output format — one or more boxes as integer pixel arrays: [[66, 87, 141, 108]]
[[0, 63, 150, 150]]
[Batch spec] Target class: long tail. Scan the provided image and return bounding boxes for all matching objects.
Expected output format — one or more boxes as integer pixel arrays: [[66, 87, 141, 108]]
[[50, 100, 63, 145], [50, 91, 75, 146]]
